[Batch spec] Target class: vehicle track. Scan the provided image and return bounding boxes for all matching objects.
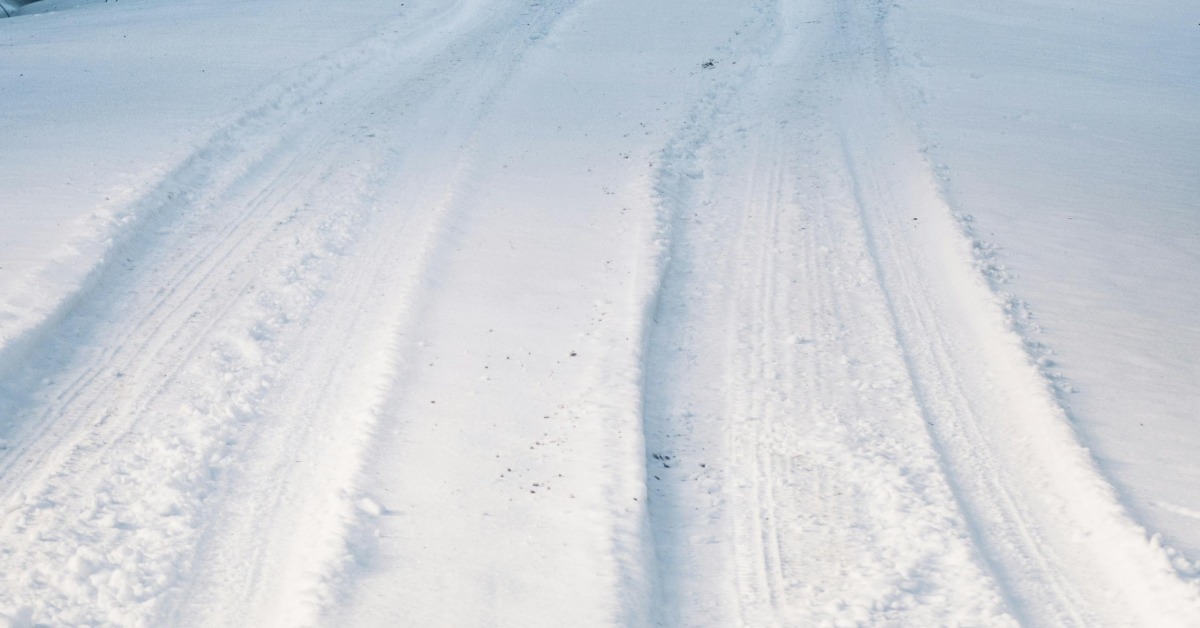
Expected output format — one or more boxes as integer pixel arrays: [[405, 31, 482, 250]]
[[0, 1, 578, 624], [643, 0, 1200, 625], [4, 0, 1198, 625], [834, 0, 1200, 625]]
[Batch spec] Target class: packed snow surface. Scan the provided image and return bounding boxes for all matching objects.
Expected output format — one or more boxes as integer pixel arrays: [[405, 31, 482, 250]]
[[1, 0, 1198, 626]]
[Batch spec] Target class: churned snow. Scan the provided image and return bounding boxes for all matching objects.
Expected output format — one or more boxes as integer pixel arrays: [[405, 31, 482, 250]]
[[1, 0, 1197, 626]]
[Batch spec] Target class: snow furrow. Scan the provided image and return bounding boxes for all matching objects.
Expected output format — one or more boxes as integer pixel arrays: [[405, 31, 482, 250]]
[[1, 0, 1196, 625], [0, 2, 538, 624], [643, 0, 1200, 625], [834, 0, 1200, 624], [643, 1, 1011, 624], [0, 1, 436, 391]]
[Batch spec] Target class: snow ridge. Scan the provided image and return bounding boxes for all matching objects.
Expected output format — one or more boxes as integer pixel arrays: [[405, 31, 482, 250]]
[[638, 0, 788, 622], [0, 3, 507, 625], [840, 0, 1200, 623], [1, 0, 1197, 625], [0, 0, 443, 419]]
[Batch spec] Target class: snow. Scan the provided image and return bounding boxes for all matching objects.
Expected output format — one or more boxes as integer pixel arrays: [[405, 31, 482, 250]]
[[887, 0, 1200, 561], [1, 0, 1198, 626]]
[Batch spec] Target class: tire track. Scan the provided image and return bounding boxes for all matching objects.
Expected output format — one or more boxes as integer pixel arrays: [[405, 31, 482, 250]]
[[0, 1, 574, 624], [643, 0, 1014, 624], [833, 0, 1200, 625]]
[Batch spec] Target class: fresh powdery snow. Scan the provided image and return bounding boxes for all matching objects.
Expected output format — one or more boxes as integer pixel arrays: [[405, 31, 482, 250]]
[[1, 0, 1198, 626]]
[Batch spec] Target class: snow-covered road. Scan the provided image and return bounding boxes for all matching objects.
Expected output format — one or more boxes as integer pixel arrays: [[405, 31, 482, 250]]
[[1, 0, 1198, 626]]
